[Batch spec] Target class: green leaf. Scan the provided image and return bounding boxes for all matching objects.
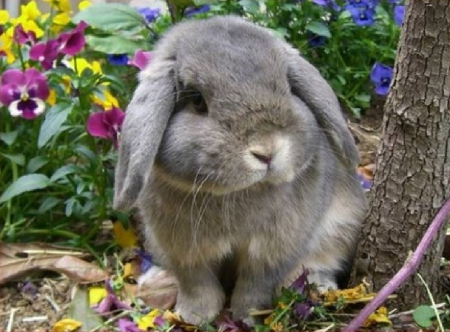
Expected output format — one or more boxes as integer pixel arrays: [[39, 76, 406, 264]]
[[1, 131, 18, 145], [38, 103, 73, 148], [85, 35, 143, 54], [2, 153, 25, 166], [50, 165, 82, 183], [413, 305, 435, 328], [305, 21, 331, 38], [26, 156, 50, 173], [0, 174, 51, 203], [38, 197, 62, 214], [193, 0, 218, 5], [239, 0, 261, 14], [72, 3, 146, 32]]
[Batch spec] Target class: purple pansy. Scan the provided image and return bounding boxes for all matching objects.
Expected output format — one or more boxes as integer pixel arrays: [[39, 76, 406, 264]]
[[57, 21, 88, 56], [0, 68, 50, 120], [117, 318, 142, 332], [94, 280, 131, 316], [184, 5, 210, 17], [128, 50, 153, 70], [394, 5, 405, 26], [290, 269, 309, 294], [134, 249, 153, 274], [312, 0, 341, 11], [87, 107, 125, 148], [294, 302, 314, 320], [357, 172, 373, 191], [14, 24, 37, 45], [345, 0, 379, 26], [108, 54, 129, 66], [30, 39, 61, 70], [307, 32, 327, 48], [137, 7, 160, 23], [370, 62, 393, 96]]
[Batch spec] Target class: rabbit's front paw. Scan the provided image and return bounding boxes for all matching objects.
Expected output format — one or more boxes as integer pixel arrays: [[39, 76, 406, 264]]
[[175, 287, 225, 325]]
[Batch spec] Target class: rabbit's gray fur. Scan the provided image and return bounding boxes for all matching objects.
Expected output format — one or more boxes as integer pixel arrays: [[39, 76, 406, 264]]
[[114, 15, 366, 325]]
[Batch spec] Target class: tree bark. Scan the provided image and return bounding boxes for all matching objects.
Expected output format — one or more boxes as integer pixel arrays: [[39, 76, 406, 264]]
[[350, 0, 449, 310]]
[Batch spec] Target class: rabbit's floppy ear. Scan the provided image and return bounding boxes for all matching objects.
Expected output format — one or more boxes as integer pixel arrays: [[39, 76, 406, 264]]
[[113, 57, 176, 211], [285, 47, 359, 167]]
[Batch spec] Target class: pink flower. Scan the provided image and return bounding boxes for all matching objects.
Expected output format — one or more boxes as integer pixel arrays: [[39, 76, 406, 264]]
[[87, 107, 125, 148], [30, 39, 61, 70], [0, 68, 49, 120], [57, 21, 88, 56], [128, 50, 153, 70], [14, 24, 37, 45]]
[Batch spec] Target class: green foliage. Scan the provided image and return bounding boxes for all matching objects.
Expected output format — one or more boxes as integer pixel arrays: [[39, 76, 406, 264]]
[[413, 305, 435, 328]]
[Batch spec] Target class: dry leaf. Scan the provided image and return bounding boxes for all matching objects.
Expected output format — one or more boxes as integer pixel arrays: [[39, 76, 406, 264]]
[[0, 243, 89, 284], [52, 318, 82, 332], [137, 267, 178, 310], [51, 256, 108, 284]]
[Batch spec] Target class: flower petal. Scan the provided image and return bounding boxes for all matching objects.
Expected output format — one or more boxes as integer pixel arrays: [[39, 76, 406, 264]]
[[0, 84, 21, 105], [103, 107, 125, 127], [87, 112, 109, 139], [18, 98, 45, 120], [1, 69, 26, 86]]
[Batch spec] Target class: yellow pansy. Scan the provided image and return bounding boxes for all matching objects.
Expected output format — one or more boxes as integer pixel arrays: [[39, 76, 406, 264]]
[[93, 90, 120, 110], [50, 12, 72, 33], [137, 309, 160, 330], [43, 0, 71, 13], [52, 318, 82, 332], [79, 1, 92, 11], [15, 19, 45, 39], [20, 1, 41, 21], [47, 90, 57, 106], [88, 287, 107, 306], [0, 34, 15, 64], [0, 10, 10, 24], [363, 306, 392, 327], [112, 221, 138, 248], [68, 57, 103, 76], [53, 12, 71, 26]]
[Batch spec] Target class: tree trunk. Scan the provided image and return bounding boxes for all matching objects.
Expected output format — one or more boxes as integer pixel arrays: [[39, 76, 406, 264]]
[[350, 0, 449, 310]]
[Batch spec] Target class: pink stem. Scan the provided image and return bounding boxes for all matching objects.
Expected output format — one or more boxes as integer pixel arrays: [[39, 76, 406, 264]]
[[343, 197, 450, 332]]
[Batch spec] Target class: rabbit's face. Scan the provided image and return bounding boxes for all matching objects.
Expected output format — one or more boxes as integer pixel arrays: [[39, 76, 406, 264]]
[[155, 57, 317, 194]]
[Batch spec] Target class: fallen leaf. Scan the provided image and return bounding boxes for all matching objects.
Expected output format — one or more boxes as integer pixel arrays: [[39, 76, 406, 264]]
[[51, 256, 109, 283], [68, 287, 104, 330], [113, 221, 138, 248], [0, 243, 89, 284], [52, 318, 82, 332], [363, 306, 392, 327], [137, 267, 178, 310]]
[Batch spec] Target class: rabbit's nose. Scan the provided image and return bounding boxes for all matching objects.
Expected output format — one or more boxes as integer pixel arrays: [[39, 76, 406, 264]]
[[251, 151, 273, 165]]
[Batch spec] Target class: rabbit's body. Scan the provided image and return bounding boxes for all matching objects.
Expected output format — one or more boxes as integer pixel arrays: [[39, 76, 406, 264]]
[[114, 16, 366, 324]]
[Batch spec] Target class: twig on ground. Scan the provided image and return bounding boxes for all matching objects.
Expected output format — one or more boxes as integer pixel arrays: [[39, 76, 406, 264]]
[[389, 302, 445, 318], [343, 197, 450, 332], [22, 316, 48, 322], [44, 294, 61, 312], [6, 307, 19, 332]]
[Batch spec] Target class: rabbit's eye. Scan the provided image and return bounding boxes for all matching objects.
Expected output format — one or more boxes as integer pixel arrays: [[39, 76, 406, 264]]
[[191, 92, 208, 114]]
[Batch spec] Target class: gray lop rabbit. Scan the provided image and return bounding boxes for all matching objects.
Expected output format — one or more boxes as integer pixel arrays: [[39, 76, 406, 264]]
[[114, 15, 367, 325]]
